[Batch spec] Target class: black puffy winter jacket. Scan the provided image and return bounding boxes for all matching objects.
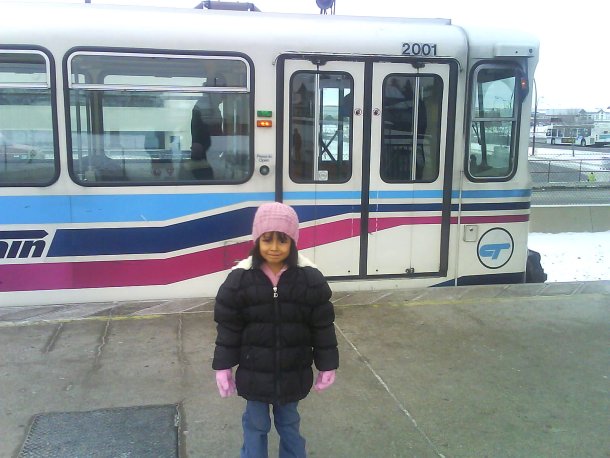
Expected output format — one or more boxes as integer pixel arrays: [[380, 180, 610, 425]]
[[212, 255, 339, 405]]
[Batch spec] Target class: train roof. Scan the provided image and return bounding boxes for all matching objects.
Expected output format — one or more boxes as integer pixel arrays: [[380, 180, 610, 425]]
[[0, 1, 538, 63]]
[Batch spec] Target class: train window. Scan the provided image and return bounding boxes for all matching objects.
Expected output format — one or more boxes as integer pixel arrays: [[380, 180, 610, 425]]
[[67, 53, 251, 185], [0, 51, 57, 186], [467, 64, 519, 180], [380, 74, 442, 182], [289, 71, 353, 183]]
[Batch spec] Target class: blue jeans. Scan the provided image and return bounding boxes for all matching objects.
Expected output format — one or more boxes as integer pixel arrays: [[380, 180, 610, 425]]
[[240, 400, 306, 458]]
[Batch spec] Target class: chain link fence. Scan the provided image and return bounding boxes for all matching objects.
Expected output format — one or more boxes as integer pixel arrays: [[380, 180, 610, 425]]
[[528, 145, 610, 205], [529, 157, 609, 184]]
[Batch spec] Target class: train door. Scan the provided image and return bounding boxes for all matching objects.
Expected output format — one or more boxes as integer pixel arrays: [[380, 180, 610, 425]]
[[280, 58, 364, 277], [367, 62, 452, 276], [280, 57, 452, 278]]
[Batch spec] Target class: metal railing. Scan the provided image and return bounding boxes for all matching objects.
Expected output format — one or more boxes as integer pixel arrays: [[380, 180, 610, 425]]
[[529, 158, 609, 184]]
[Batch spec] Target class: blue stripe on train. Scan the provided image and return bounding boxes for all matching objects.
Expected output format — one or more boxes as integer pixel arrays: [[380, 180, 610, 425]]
[[0, 192, 275, 225], [48, 207, 257, 257], [458, 189, 531, 198], [372, 202, 529, 212], [459, 201, 530, 211], [370, 189, 530, 199], [47, 204, 355, 257], [1, 189, 531, 225], [46, 200, 528, 258], [434, 271, 525, 286]]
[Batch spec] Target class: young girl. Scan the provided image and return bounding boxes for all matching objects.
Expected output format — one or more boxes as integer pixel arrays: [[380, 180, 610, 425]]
[[212, 202, 339, 458]]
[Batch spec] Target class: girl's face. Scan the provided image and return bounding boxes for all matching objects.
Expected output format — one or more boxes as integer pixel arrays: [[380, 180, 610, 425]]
[[259, 231, 291, 269]]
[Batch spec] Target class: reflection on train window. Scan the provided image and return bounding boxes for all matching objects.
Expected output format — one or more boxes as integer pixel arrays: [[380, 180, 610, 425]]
[[380, 74, 442, 182], [68, 53, 251, 185], [0, 51, 56, 186], [468, 65, 518, 180], [289, 71, 353, 183]]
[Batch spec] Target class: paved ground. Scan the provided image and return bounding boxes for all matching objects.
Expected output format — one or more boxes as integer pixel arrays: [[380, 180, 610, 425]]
[[1, 281, 609, 457]]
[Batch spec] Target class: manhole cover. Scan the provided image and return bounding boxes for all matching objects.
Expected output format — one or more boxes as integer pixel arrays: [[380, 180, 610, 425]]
[[19, 404, 180, 458]]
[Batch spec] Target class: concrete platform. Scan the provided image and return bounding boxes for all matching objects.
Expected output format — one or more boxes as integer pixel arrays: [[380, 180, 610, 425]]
[[1, 281, 609, 457], [530, 204, 610, 233]]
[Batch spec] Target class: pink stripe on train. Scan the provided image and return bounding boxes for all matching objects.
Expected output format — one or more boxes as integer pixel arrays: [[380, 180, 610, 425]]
[[0, 214, 527, 292]]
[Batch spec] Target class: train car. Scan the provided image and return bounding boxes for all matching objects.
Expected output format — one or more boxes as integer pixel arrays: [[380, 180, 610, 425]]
[[0, 2, 539, 306]]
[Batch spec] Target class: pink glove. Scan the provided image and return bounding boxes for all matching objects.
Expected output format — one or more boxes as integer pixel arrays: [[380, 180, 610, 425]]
[[215, 369, 236, 398], [314, 370, 336, 392]]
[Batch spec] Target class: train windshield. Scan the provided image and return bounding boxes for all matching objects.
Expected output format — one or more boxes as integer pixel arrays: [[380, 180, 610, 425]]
[[468, 65, 520, 180]]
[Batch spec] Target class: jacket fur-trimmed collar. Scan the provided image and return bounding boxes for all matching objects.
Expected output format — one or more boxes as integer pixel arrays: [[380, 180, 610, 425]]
[[233, 253, 317, 270]]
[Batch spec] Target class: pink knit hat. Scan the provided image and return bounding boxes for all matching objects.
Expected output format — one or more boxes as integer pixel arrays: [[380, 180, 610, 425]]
[[252, 202, 299, 244]]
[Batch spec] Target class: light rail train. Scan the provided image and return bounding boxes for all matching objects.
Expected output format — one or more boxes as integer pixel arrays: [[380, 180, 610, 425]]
[[0, 2, 539, 306]]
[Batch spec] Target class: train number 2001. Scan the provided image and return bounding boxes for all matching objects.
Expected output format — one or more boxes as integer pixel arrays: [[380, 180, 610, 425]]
[[401, 42, 438, 56]]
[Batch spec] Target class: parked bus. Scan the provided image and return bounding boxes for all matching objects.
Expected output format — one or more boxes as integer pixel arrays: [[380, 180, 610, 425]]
[[591, 122, 610, 146], [545, 125, 593, 146], [0, 2, 539, 306]]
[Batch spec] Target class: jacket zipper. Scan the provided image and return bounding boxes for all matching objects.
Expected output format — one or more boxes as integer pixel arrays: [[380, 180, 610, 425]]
[[273, 285, 281, 402]]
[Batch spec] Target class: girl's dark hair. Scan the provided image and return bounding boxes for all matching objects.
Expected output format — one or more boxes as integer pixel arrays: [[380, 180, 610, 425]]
[[250, 231, 299, 269]]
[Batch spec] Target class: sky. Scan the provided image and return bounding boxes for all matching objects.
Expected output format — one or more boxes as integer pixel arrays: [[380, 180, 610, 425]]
[[2, 0, 608, 111]]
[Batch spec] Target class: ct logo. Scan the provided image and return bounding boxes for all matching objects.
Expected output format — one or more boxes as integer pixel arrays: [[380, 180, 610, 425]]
[[477, 228, 514, 269]]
